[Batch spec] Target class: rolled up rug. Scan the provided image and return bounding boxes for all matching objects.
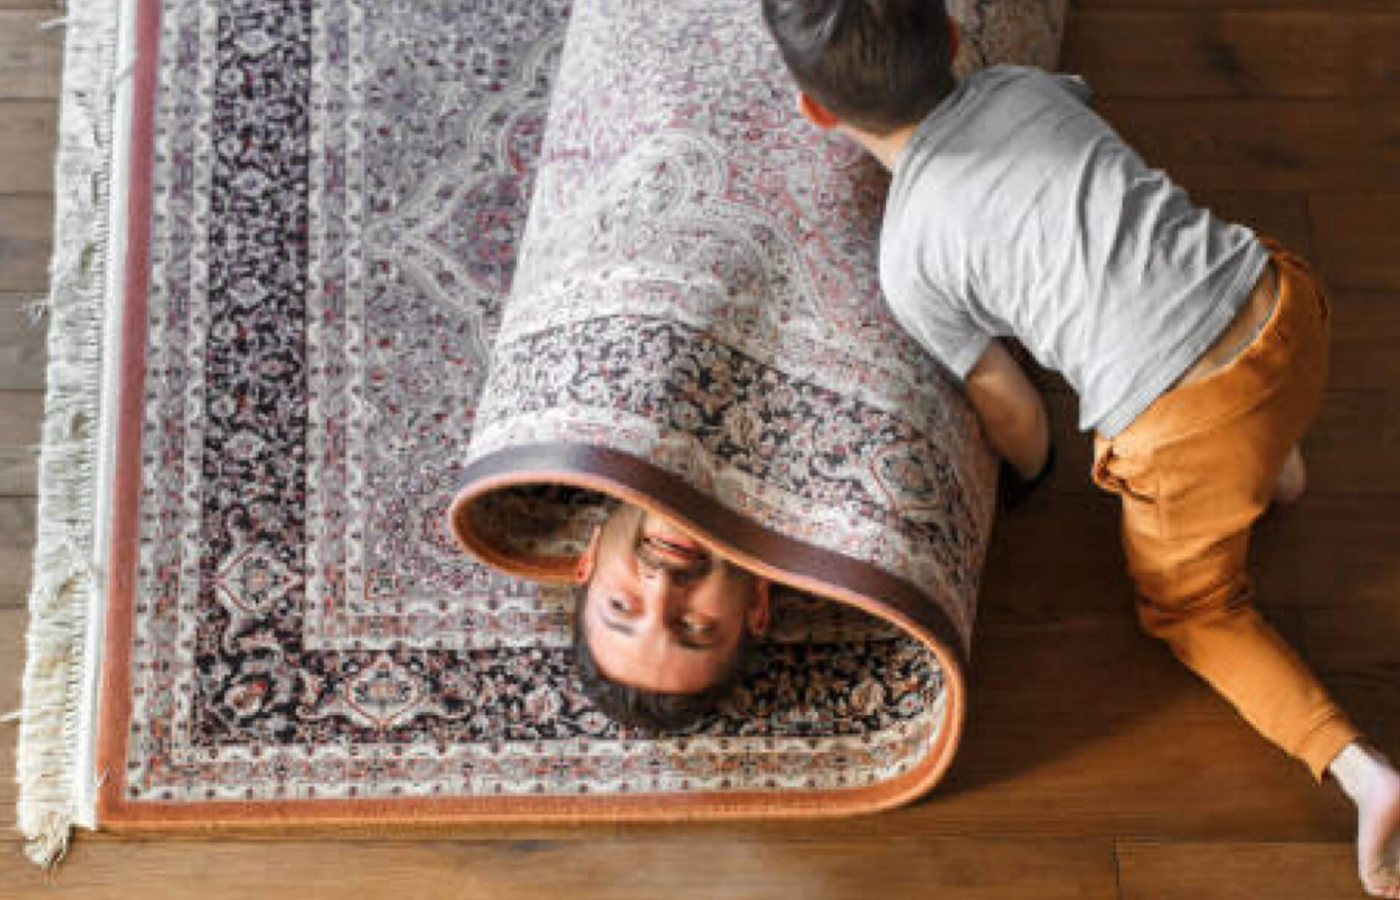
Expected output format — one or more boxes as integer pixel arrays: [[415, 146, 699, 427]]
[[450, 0, 1065, 815]]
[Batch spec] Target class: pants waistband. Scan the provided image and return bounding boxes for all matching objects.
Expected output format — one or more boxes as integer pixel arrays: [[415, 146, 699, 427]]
[[1176, 259, 1280, 389]]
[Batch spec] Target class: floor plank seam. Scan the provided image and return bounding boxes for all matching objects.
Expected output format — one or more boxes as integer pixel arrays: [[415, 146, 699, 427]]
[[1112, 839, 1126, 900]]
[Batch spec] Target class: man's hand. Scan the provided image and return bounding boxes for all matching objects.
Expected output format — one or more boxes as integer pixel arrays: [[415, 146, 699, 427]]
[[963, 339, 1053, 499]]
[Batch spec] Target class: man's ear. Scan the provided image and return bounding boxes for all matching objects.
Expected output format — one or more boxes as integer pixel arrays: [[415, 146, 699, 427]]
[[797, 91, 840, 131], [575, 525, 602, 584], [746, 579, 773, 636]]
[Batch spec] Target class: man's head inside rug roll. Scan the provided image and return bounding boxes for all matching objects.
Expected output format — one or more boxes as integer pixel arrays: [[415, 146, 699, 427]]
[[573, 503, 772, 733]]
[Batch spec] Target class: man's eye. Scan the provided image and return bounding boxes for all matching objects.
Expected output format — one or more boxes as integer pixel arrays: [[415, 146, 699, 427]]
[[608, 596, 631, 615], [681, 618, 713, 636]]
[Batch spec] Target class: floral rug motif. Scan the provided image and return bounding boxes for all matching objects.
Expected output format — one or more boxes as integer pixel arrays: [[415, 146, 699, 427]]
[[88, 0, 1064, 825]]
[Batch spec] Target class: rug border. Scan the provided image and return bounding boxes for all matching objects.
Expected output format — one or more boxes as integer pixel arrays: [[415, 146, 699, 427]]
[[90, 0, 160, 831]]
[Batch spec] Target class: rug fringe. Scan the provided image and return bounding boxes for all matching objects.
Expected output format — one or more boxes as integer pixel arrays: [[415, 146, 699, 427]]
[[22, 810, 74, 868], [15, 0, 123, 868]]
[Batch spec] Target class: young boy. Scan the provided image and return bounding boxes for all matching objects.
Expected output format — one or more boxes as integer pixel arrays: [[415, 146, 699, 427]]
[[762, 0, 1399, 895]]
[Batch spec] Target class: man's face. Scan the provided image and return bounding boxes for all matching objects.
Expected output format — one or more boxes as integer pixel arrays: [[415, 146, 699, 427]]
[[581, 504, 769, 694]]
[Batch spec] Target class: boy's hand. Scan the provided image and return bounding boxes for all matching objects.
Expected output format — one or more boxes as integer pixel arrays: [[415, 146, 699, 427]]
[[999, 442, 1056, 510]]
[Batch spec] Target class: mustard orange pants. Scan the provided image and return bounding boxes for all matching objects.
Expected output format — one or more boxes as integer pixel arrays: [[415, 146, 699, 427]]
[[1092, 241, 1360, 781]]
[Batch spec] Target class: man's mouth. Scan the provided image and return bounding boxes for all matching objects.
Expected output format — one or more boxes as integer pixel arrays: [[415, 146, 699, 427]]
[[642, 535, 707, 563], [636, 519, 710, 573]]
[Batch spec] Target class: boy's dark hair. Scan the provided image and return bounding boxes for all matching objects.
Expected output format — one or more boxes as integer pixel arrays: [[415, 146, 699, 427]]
[[761, 0, 957, 135], [571, 585, 756, 734]]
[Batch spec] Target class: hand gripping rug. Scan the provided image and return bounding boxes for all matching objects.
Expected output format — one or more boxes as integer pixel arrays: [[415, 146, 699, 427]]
[[17, 0, 1066, 863]]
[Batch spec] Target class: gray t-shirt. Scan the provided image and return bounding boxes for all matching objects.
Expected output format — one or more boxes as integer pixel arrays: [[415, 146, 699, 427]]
[[880, 65, 1269, 437]]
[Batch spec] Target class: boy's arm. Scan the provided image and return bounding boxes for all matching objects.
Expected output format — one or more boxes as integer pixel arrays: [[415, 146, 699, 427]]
[[963, 339, 1051, 480]]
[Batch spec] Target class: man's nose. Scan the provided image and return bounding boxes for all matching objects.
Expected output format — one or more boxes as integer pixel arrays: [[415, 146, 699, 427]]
[[638, 564, 685, 607]]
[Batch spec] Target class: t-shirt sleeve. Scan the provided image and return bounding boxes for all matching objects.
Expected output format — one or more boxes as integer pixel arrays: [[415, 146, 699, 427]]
[[883, 279, 992, 383]]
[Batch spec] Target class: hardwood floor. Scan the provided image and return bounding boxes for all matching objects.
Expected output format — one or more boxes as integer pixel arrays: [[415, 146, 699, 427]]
[[2, 1, 1397, 897]]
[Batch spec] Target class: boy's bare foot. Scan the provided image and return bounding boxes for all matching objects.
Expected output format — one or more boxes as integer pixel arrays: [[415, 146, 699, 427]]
[[1272, 445, 1307, 505], [1330, 742, 1400, 898]]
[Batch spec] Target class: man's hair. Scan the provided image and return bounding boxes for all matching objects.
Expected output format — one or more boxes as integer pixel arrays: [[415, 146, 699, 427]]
[[571, 585, 757, 734], [761, 0, 957, 135]]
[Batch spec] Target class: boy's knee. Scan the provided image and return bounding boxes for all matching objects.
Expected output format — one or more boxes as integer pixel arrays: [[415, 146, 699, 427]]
[[1131, 570, 1256, 642]]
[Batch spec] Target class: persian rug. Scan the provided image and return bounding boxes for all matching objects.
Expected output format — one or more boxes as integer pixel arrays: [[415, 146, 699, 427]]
[[17, 0, 1066, 864]]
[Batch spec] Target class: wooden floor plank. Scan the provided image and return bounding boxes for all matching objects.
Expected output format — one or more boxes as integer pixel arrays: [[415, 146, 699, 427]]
[[0, 389, 41, 446], [0, 1, 68, 13], [1252, 494, 1400, 611], [981, 489, 1132, 621], [1196, 190, 1313, 257], [0, 293, 47, 391], [0, 498, 34, 606], [1097, 99, 1400, 193], [0, 607, 23, 820], [0, 297, 47, 496], [0, 836, 1120, 900], [1065, 10, 1400, 99], [936, 615, 1335, 839], [0, 386, 43, 496], [0, 101, 57, 193], [0, 11, 64, 100], [1303, 390, 1400, 494], [1301, 599, 1400, 754], [0, 446, 38, 497], [1311, 193, 1400, 292], [0, 196, 52, 292], [1117, 840, 1359, 900], [1328, 291, 1400, 390]]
